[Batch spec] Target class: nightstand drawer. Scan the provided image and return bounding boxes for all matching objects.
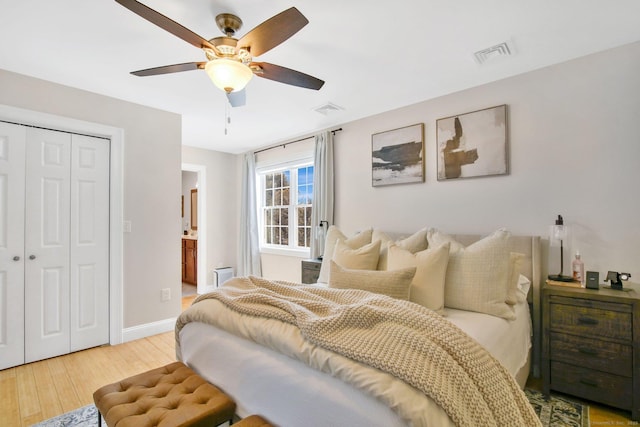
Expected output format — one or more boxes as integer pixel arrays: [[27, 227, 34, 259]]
[[549, 332, 632, 377], [551, 361, 632, 409], [549, 300, 632, 341]]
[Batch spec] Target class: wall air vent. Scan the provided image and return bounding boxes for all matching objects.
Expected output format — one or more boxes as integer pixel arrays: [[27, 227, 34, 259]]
[[473, 41, 514, 65], [313, 102, 344, 116]]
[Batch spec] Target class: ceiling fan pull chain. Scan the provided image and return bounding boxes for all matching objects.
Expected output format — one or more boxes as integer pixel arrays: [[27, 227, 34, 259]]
[[224, 100, 230, 135]]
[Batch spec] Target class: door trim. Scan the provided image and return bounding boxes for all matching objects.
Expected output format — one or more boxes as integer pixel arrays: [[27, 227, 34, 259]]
[[0, 104, 124, 345]]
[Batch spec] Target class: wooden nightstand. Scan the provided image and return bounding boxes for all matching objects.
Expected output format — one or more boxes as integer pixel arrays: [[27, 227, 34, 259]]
[[301, 259, 322, 284], [542, 283, 640, 420]]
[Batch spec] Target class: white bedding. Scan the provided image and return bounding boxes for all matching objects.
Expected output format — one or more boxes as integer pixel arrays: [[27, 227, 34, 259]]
[[178, 299, 531, 427]]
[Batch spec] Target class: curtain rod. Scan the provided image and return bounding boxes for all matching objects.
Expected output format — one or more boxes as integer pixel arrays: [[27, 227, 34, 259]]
[[254, 128, 342, 155]]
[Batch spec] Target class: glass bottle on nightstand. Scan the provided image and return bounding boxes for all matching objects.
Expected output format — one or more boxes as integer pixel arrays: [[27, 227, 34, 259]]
[[572, 252, 585, 286]]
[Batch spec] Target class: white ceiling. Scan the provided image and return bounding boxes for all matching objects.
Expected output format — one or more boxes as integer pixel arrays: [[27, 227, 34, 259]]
[[1, 1, 639, 154]]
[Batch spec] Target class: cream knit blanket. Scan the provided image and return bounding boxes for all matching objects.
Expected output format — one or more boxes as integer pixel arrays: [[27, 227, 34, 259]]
[[177, 276, 540, 427]]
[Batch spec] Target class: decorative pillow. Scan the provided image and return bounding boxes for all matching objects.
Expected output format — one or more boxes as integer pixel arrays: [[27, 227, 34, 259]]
[[318, 226, 373, 283], [332, 239, 381, 272], [387, 242, 450, 313], [328, 261, 415, 300], [516, 274, 532, 303], [373, 228, 428, 270], [506, 252, 525, 305], [427, 228, 515, 320]]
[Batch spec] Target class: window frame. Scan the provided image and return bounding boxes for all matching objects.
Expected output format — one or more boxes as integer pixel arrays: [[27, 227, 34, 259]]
[[256, 158, 314, 257]]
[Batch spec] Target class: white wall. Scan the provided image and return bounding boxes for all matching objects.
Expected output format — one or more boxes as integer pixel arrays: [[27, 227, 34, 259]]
[[260, 41, 640, 283], [182, 146, 239, 287], [0, 69, 182, 330]]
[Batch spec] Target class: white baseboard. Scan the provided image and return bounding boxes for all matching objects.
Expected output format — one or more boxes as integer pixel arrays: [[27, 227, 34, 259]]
[[122, 317, 177, 343]]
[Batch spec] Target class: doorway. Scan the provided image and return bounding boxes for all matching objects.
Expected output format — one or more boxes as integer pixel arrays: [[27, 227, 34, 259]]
[[181, 163, 207, 298]]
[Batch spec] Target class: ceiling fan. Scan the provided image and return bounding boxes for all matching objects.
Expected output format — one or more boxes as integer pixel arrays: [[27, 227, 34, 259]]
[[115, 0, 325, 107]]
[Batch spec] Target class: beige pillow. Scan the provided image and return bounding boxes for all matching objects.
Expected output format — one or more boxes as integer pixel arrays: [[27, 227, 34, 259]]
[[506, 252, 525, 305], [328, 261, 415, 300], [387, 242, 450, 313], [427, 228, 515, 320], [318, 226, 373, 283], [373, 228, 428, 270], [332, 239, 381, 271]]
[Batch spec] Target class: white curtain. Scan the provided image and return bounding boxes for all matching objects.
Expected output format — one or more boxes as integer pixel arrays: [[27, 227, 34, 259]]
[[310, 131, 335, 259], [239, 152, 262, 276]]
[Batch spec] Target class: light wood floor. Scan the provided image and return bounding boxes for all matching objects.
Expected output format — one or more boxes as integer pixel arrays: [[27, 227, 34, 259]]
[[0, 294, 633, 426]]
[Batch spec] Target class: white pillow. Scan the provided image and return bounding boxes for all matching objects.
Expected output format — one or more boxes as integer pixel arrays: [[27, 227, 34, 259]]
[[506, 252, 525, 305], [427, 228, 515, 320], [373, 228, 428, 270], [387, 242, 450, 313], [318, 226, 373, 283], [516, 275, 531, 303], [332, 239, 381, 272], [328, 261, 415, 300]]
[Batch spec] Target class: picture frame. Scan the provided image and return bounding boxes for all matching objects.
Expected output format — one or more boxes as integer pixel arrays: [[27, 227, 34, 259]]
[[436, 104, 508, 181], [372, 123, 425, 187]]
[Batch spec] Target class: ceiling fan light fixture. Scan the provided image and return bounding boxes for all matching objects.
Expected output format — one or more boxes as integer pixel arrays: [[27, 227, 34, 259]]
[[205, 59, 253, 93]]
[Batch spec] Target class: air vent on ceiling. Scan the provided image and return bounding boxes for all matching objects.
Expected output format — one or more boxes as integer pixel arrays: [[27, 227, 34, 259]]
[[313, 102, 344, 116], [473, 41, 514, 65]]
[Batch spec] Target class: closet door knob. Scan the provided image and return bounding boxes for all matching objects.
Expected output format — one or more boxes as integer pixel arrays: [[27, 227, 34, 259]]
[[29, 255, 36, 260], [13, 256, 20, 261]]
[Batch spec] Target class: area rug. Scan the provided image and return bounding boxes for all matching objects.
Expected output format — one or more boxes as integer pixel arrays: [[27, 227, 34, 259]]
[[525, 388, 590, 427], [31, 404, 98, 427], [33, 391, 588, 427]]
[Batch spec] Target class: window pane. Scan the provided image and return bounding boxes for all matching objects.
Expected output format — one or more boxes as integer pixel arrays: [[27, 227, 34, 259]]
[[265, 189, 273, 207], [265, 227, 272, 244], [305, 228, 311, 248], [266, 174, 273, 189], [273, 209, 280, 226], [281, 207, 289, 225], [283, 170, 290, 187], [298, 227, 305, 247], [274, 227, 281, 244], [306, 207, 312, 226], [274, 173, 281, 188], [282, 187, 290, 205], [297, 207, 304, 226], [281, 227, 288, 245], [274, 188, 282, 206]]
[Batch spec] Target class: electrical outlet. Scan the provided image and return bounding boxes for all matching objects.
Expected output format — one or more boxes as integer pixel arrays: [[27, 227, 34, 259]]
[[161, 288, 171, 302], [123, 221, 132, 233]]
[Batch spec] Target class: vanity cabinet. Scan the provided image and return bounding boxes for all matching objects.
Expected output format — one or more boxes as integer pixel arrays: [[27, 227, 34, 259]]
[[182, 239, 197, 285]]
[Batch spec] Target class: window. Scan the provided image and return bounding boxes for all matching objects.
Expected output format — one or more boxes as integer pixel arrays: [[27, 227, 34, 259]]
[[259, 163, 314, 252]]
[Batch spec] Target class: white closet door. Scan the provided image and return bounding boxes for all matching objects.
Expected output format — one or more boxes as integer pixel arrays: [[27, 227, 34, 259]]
[[0, 122, 26, 370], [24, 127, 72, 363], [70, 134, 109, 351]]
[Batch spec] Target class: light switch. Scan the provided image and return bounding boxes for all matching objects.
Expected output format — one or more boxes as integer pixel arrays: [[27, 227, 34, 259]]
[[123, 221, 132, 233]]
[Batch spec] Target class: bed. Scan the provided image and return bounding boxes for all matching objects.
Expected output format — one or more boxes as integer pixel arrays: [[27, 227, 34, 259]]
[[176, 229, 542, 427]]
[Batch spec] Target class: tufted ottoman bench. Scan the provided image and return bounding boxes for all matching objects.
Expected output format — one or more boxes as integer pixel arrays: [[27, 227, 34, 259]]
[[93, 361, 235, 427]]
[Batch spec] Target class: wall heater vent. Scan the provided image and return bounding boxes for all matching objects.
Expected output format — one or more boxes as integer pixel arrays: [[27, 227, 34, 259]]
[[213, 267, 234, 287]]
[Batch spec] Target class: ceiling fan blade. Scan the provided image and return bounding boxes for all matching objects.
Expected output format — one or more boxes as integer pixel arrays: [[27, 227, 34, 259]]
[[237, 7, 308, 57], [252, 62, 324, 90], [226, 89, 246, 107], [115, 0, 214, 50], [131, 62, 206, 76]]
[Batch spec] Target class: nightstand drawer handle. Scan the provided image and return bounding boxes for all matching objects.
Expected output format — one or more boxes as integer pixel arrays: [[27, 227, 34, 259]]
[[578, 347, 598, 356], [579, 378, 598, 387], [577, 317, 598, 325]]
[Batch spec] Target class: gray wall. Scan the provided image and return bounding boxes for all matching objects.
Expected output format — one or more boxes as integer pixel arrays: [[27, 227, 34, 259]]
[[182, 146, 239, 287], [0, 69, 182, 330], [261, 41, 640, 284]]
